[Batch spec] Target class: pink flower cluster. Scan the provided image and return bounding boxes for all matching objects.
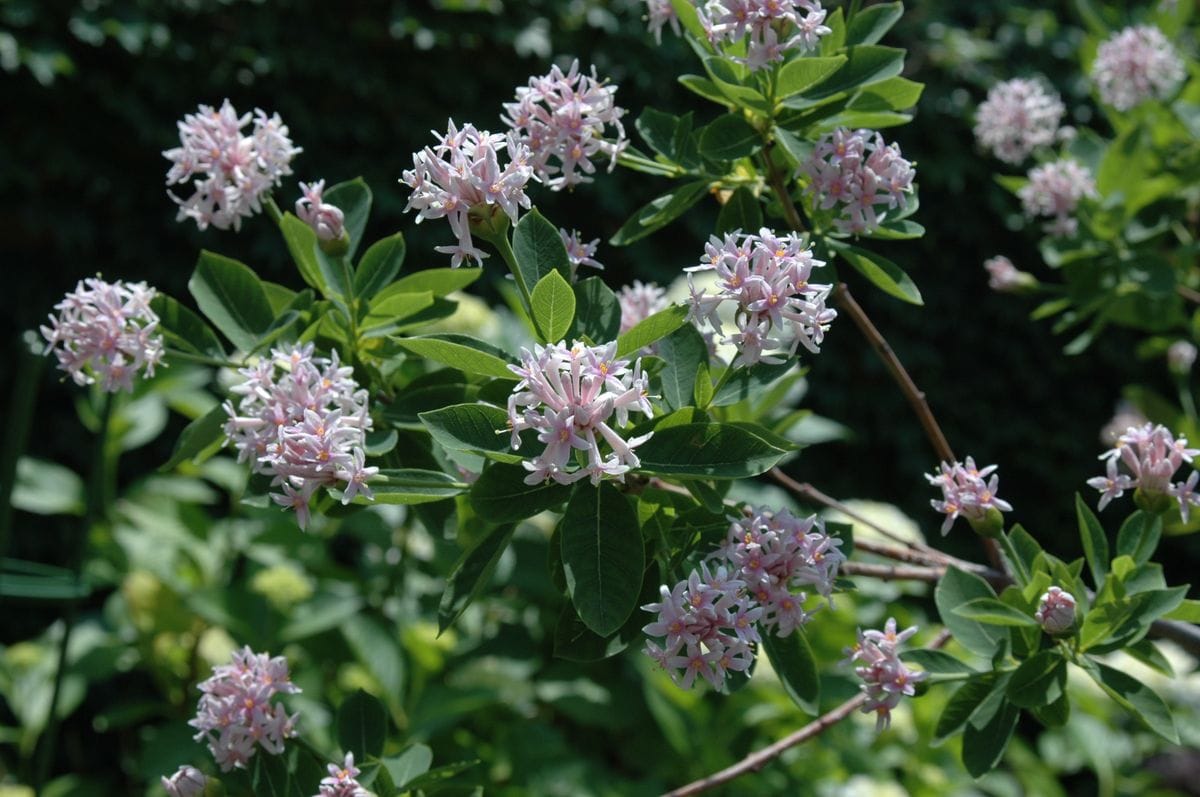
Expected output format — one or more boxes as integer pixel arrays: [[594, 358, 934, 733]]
[[1092, 25, 1185, 111], [983, 255, 1034, 293], [1035, 586, 1077, 635], [41, 277, 164, 393], [560, 228, 605, 277], [189, 646, 301, 772], [295, 180, 345, 242], [1089, 423, 1200, 520], [974, 78, 1065, 164], [699, 0, 832, 71], [162, 766, 207, 797], [163, 99, 301, 231], [503, 60, 628, 190], [643, 508, 845, 690], [801, 128, 915, 234], [926, 457, 1013, 535], [223, 344, 377, 529], [845, 618, 927, 731], [316, 753, 369, 797], [643, 0, 681, 43], [1018, 159, 1096, 237], [686, 228, 836, 366], [401, 121, 534, 267], [618, 280, 668, 334], [507, 341, 654, 485]]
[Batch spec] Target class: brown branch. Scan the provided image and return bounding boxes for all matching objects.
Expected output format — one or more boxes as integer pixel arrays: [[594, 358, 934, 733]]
[[663, 629, 952, 797], [763, 141, 806, 233], [841, 561, 944, 582], [1177, 284, 1200, 305]]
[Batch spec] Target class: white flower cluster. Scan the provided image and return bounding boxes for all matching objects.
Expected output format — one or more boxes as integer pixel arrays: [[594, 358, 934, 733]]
[[801, 128, 916, 234], [699, 0, 832, 71], [974, 78, 1065, 164], [1092, 25, 1185, 111], [1018, 159, 1096, 237]]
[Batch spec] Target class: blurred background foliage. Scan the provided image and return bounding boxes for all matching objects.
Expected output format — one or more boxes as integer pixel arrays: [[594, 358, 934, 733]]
[[2, 0, 1198, 794]]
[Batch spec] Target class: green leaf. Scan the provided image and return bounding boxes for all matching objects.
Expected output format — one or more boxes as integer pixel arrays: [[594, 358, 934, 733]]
[[12, 458, 84, 516], [803, 45, 906, 100], [560, 482, 645, 637], [617, 304, 689, 357], [703, 56, 770, 112], [679, 74, 732, 106], [468, 463, 571, 522], [1115, 510, 1161, 566], [279, 593, 364, 642], [953, 597, 1039, 627], [610, 181, 711, 246], [848, 76, 924, 112], [438, 523, 517, 633], [337, 468, 465, 505], [935, 672, 1003, 740], [657, 325, 709, 411], [776, 55, 847, 99], [669, 0, 709, 41], [336, 689, 388, 760], [382, 745, 434, 790], [395, 335, 516, 380], [1006, 651, 1067, 708], [935, 566, 1006, 657], [325, 178, 372, 258], [419, 403, 521, 462], [697, 114, 762, 161], [513, 209, 570, 290], [1075, 493, 1109, 588], [530, 270, 576, 343], [963, 694, 1019, 777], [634, 422, 790, 479], [715, 187, 764, 235], [189, 251, 275, 351], [637, 107, 684, 161], [150, 294, 226, 359], [0, 559, 90, 600], [355, 232, 406, 299], [279, 212, 327, 294], [900, 649, 978, 675], [845, 1, 904, 45], [400, 760, 479, 791], [1164, 598, 1200, 622], [160, 404, 227, 471], [569, 277, 622, 343], [1087, 661, 1179, 743], [762, 631, 819, 712], [833, 243, 922, 305], [710, 361, 794, 407], [385, 267, 482, 298], [252, 750, 304, 797], [361, 291, 435, 334], [342, 614, 405, 701]]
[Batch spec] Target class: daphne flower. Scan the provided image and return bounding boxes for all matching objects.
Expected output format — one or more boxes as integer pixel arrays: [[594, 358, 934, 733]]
[[618, 281, 668, 334], [686, 228, 835, 366], [983, 255, 1036, 293], [560, 228, 605, 277], [503, 61, 628, 190], [1168, 341, 1197, 375], [699, 0, 831, 71], [845, 618, 926, 731], [1018, 159, 1096, 237], [295, 179, 345, 242], [801, 128, 915, 234], [316, 752, 370, 797], [926, 457, 1013, 535], [164, 99, 301, 231], [401, 120, 533, 267], [41, 277, 164, 392], [974, 78, 1065, 164], [161, 766, 208, 797], [643, 0, 681, 42], [1092, 25, 1185, 111], [1093, 423, 1200, 519], [189, 646, 301, 771], [1034, 587, 1077, 635]]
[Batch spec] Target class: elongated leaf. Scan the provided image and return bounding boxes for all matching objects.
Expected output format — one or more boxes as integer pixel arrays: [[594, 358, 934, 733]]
[[634, 422, 790, 479], [703, 56, 770, 111], [953, 597, 1039, 628], [610, 181, 710, 246], [710, 361, 794, 407], [679, 74, 732, 106], [253, 750, 303, 797], [385, 267, 482, 298], [762, 631, 819, 712], [468, 463, 571, 522], [419, 403, 521, 462], [325, 178, 372, 258], [0, 559, 90, 600], [845, 1, 904, 45], [395, 335, 516, 380], [849, 76, 924, 112], [657, 325, 709, 410], [12, 457, 84, 516], [900, 649, 978, 675], [531, 270, 576, 343], [189, 251, 274, 351], [1115, 510, 1161, 566], [935, 566, 1005, 657], [804, 45, 905, 100], [963, 695, 1018, 777], [560, 482, 644, 636], [151, 294, 226, 359], [342, 614, 405, 701], [361, 291, 435, 335], [637, 107, 684, 161], [355, 232, 406, 299], [1075, 493, 1109, 588], [834, 244, 922, 305], [697, 114, 761, 160], [160, 404, 227, 471], [438, 523, 517, 633], [513, 209, 570, 291], [336, 689, 388, 760], [715, 187, 764, 235], [569, 277, 622, 343], [335, 468, 465, 505], [935, 672, 1002, 740], [776, 55, 847, 99], [617, 305, 688, 356], [1006, 650, 1067, 708], [279, 212, 327, 294], [382, 745, 434, 790], [1088, 661, 1179, 743]]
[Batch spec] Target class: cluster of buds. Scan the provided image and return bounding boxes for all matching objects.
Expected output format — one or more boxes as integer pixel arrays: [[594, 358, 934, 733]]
[[801, 128, 916, 234], [295, 179, 346, 244], [983, 255, 1036, 293], [163, 99, 301, 231], [1034, 586, 1077, 636], [1018, 159, 1096, 237], [1089, 423, 1200, 520], [974, 78, 1066, 164], [161, 766, 208, 797], [926, 457, 1013, 536], [845, 618, 927, 731], [699, 0, 832, 71], [317, 753, 370, 797], [686, 228, 836, 366], [189, 646, 301, 771], [643, 0, 681, 43], [560, 228, 605, 277], [1091, 25, 1185, 111], [401, 121, 534, 267], [506, 341, 654, 485], [41, 277, 164, 393], [503, 61, 628, 190], [1167, 340, 1197, 376], [643, 508, 845, 690], [222, 344, 377, 529], [618, 280, 668, 334]]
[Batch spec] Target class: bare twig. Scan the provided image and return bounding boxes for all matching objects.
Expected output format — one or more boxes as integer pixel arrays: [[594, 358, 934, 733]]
[[1177, 284, 1200, 305], [841, 561, 944, 582], [663, 629, 953, 797]]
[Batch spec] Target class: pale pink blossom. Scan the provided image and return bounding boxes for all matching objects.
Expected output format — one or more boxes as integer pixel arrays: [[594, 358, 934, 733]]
[[618, 280, 668, 334], [1093, 423, 1200, 518], [801, 128, 915, 234], [295, 179, 345, 242], [844, 618, 926, 731], [926, 457, 1013, 535], [316, 752, 369, 797], [1092, 25, 1185, 111], [1018, 159, 1096, 237], [699, 0, 831, 71], [161, 765, 207, 797], [643, 0, 681, 42], [983, 255, 1034, 293], [560, 228, 605, 277], [974, 78, 1065, 164]]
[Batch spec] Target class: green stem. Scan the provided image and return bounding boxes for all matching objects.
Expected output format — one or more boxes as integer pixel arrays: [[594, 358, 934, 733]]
[[484, 230, 534, 317], [264, 195, 284, 225], [995, 531, 1029, 586], [1177, 377, 1197, 424], [35, 391, 115, 788], [615, 149, 685, 177]]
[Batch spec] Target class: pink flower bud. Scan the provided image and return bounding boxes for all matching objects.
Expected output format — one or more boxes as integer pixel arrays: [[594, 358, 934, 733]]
[[1034, 587, 1077, 635], [162, 765, 208, 797]]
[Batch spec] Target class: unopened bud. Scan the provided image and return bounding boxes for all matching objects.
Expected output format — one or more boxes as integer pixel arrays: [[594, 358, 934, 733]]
[[1168, 340, 1197, 376], [1034, 586, 1076, 635], [162, 765, 208, 797]]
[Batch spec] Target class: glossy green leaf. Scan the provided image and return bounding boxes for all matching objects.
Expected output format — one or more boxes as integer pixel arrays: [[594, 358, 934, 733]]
[[513, 209, 570, 290], [1075, 493, 1109, 588], [710, 361, 794, 407], [324, 178, 372, 258], [637, 107, 684, 161], [151, 294, 226, 359], [953, 597, 1039, 627], [617, 304, 688, 356], [468, 463, 571, 522], [679, 74, 732, 106], [762, 630, 819, 712], [560, 482, 644, 637], [382, 745, 434, 790], [657, 324, 709, 411], [715, 186, 764, 235], [703, 56, 770, 112], [935, 566, 1006, 657], [336, 689, 388, 760], [963, 693, 1018, 777], [531, 269, 576, 343], [1006, 651, 1067, 708], [361, 291, 435, 334], [845, 1, 903, 45], [1088, 661, 1179, 743], [279, 212, 327, 294], [335, 468, 465, 505], [900, 649, 978, 675], [438, 523, 517, 633], [935, 672, 1003, 740], [419, 403, 522, 462], [1115, 510, 1161, 566], [848, 76, 924, 112], [804, 45, 905, 100], [569, 277, 622, 343], [634, 422, 791, 479], [776, 55, 847, 99], [385, 267, 482, 298], [833, 244, 922, 305], [697, 114, 761, 160], [189, 251, 274, 351], [160, 404, 227, 471], [395, 335, 516, 380], [610, 181, 711, 246], [354, 232, 406, 299]]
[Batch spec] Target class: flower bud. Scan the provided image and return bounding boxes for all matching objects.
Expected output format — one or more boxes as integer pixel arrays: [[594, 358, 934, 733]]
[[966, 505, 1006, 539], [162, 766, 208, 797], [1034, 586, 1076, 635], [1134, 485, 1176, 515], [1168, 341, 1197, 376]]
